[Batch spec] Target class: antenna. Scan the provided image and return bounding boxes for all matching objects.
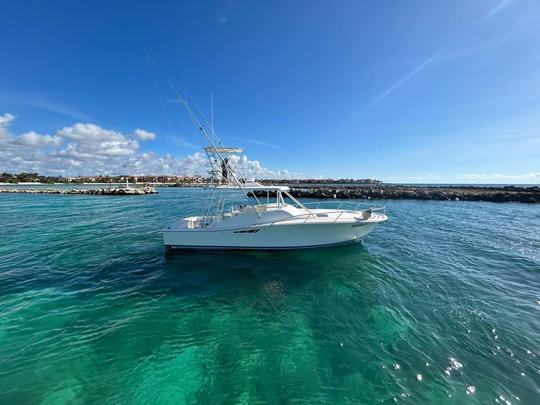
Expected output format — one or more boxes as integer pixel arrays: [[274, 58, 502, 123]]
[[143, 52, 222, 155], [143, 51, 261, 217], [210, 92, 214, 142]]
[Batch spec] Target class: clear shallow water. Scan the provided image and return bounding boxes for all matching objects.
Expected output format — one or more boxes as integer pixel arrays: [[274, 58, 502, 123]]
[[0, 188, 539, 404]]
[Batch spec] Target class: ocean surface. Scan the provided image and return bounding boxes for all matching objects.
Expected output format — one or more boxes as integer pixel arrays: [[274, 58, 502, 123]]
[[0, 187, 539, 404]]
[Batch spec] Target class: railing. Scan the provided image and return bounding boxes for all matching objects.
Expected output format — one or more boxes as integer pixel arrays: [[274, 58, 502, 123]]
[[301, 201, 385, 212], [269, 212, 314, 225], [266, 203, 385, 226]]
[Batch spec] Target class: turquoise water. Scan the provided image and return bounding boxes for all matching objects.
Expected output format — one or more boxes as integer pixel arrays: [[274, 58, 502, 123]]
[[0, 188, 539, 403]]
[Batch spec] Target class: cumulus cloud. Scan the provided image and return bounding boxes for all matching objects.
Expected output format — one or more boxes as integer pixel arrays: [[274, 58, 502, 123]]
[[0, 113, 15, 125], [0, 113, 16, 142], [58, 123, 122, 141], [117, 151, 296, 178], [0, 113, 296, 178], [53, 123, 141, 162], [1, 113, 62, 151], [133, 128, 156, 141], [13, 132, 62, 147]]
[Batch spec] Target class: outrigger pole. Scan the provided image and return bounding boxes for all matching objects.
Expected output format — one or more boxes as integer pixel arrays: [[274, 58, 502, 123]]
[[143, 51, 262, 218]]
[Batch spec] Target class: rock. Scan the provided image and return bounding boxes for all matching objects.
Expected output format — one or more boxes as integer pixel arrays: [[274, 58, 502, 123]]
[[0, 187, 157, 196], [275, 185, 540, 204]]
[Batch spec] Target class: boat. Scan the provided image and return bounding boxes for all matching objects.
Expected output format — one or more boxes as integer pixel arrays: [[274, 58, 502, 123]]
[[161, 143, 387, 252], [163, 180, 387, 250], [145, 54, 388, 251]]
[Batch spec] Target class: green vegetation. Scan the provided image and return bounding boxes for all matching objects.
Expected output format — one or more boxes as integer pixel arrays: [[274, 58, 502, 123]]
[[0, 173, 205, 185], [1, 172, 65, 184], [1, 172, 382, 186]]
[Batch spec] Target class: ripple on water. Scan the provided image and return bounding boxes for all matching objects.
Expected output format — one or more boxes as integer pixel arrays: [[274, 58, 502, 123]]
[[0, 191, 539, 403]]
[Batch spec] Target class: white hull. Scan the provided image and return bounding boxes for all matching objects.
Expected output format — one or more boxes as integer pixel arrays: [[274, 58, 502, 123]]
[[163, 213, 382, 251]]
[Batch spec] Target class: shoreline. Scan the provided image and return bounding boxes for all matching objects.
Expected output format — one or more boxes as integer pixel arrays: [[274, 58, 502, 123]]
[[2, 184, 539, 203], [0, 186, 157, 196], [254, 184, 540, 204]]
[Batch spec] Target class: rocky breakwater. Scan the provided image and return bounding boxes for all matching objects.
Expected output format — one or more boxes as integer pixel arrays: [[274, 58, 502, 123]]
[[253, 185, 540, 203], [0, 186, 157, 195]]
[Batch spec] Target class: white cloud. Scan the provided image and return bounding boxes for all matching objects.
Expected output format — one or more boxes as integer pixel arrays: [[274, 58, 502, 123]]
[[1, 113, 62, 151], [133, 128, 156, 141], [14, 132, 62, 147], [0, 113, 15, 125], [460, 173, 540, 181], [229, 155, 293, 179], [0, 113, 16, 143], [53, 123, 141, 162], [119, 151, 297, 178], [383, 172, 540, 184], [0, 113, 296, 178], [58, 123, 125, 142]]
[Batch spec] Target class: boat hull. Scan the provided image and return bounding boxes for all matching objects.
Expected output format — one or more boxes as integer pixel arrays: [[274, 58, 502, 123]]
[[163, 221, 379, 251]]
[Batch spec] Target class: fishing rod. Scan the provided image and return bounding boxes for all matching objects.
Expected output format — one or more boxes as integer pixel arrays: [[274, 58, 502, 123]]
[[144, 51, 262, 217]]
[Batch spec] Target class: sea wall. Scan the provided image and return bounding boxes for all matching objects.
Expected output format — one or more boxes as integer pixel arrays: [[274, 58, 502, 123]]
[[0, 186, 157, 195], [253, 185, 540, 203]]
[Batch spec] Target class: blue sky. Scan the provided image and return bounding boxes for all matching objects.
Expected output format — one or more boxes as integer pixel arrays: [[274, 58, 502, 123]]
[[1, 0, 539, 183]]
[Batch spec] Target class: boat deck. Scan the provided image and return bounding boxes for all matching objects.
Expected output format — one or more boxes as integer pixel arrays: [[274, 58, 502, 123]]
[[164, 206, 387, 232]]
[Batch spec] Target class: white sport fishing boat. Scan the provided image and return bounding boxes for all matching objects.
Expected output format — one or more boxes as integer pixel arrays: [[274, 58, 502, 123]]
[[163, 179, 387, 250], [146, 55, 387, 251]]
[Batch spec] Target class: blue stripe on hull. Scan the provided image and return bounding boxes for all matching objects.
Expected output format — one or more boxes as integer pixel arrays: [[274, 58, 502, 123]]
[[165, 238, 361, 251]]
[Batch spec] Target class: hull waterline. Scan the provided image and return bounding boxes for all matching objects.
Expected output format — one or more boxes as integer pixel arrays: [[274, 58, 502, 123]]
[[163, 221, 380, 251], [164, 239, 360, 251]]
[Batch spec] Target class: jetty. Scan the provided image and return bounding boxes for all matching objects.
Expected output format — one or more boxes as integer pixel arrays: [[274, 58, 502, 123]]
[[0, 186, 157, 195], [253, 184, 540, 203]]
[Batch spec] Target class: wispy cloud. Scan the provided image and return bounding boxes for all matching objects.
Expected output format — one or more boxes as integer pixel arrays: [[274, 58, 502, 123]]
[[363, 54, 440, 109], [25, 98, 89, 121], [485, 0, 516, 19], [216, 0, 235, 25], [230, 137, 281, 150], [383, 174, 442, 183], [436, 40, 505, 61], [0, 88, 90, 121], [360, 0, 522, 111], [165, 133, 199, 149], [383, 172, 540, 184], [459, 172, 540, 181]]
